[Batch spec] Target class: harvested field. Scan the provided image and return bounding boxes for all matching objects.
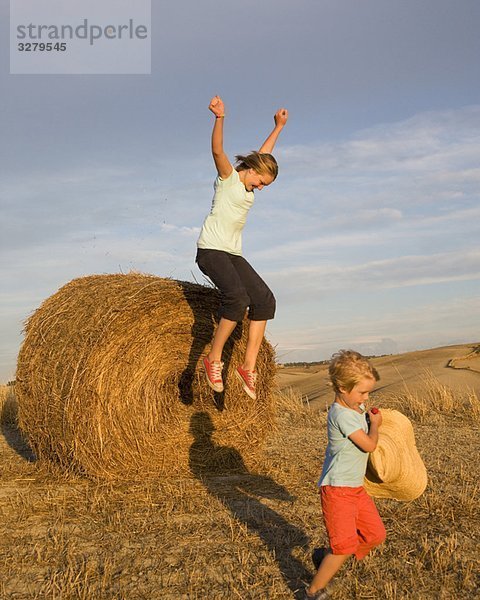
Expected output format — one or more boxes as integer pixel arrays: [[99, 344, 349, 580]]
[[277, 343, 480, 407], [1, 345, 480, 598]]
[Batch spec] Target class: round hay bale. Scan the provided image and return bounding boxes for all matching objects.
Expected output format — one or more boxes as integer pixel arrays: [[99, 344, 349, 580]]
[[16, 274, 276, 480]]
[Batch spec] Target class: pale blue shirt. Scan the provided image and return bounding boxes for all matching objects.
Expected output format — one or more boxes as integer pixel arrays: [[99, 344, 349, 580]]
[[318, 402, 369, 487], [197, 169, 254, 256]]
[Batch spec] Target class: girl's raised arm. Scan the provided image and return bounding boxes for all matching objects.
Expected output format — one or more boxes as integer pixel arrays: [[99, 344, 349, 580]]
[[258, 108, 288, 154], [209, 96, 233, 179]]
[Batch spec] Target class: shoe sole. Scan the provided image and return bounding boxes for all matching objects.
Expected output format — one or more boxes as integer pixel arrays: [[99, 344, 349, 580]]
[[235, 370, 256, 400], [202, 360, 224, 393]]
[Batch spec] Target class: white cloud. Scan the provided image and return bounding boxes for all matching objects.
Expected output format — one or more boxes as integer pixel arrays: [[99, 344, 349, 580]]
[[278, 105, 480, 175], [267, 249, 480, 297], [159, 223, 201, 235]]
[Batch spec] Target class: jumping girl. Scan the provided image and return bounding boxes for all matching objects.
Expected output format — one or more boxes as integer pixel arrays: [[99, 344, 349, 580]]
[[197, 95, 288, 400]]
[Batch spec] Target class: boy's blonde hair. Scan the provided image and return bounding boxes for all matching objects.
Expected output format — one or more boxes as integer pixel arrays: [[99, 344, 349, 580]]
[[329, 350, 380, 393], [235, 151, 278, 180]]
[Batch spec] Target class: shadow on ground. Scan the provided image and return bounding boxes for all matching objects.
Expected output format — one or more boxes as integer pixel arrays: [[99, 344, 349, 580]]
[[1, 394, 36, 462], [189, 411, 311, 597]]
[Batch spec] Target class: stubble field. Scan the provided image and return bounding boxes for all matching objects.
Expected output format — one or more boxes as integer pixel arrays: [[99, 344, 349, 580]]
[[1, 343, 479, 599]]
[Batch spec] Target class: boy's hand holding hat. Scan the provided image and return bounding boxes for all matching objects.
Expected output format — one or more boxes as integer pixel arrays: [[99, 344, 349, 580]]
[[364, 409, 427, 502]]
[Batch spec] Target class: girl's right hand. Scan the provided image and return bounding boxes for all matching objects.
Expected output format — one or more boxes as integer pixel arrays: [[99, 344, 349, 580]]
[[209, 95, 225, 117], [274, 108, 288, 127]]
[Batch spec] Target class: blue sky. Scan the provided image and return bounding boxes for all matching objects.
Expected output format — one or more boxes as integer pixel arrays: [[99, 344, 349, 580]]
[[1, 0, 479, 379]]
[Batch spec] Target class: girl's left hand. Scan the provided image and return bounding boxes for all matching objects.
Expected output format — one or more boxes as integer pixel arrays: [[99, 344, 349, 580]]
[[274, 108, 288, 127]]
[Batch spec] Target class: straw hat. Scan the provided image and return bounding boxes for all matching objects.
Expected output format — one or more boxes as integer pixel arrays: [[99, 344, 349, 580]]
[[364, 409, 427, 501]]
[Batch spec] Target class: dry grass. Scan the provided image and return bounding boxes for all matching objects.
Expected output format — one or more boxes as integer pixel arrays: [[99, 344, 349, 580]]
[[387, 367, 479, 427], [1, 372, 479, 599], [466, 389, 480, 423]]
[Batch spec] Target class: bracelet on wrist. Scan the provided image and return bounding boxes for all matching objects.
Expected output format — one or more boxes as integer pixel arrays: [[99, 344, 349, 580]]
[[215, 115, 225, 119]]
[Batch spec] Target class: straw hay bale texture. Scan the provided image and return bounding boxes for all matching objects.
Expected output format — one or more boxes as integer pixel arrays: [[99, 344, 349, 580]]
[[16, 274, 276, 480]]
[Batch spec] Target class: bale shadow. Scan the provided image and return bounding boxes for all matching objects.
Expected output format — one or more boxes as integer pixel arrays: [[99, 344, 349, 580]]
[[178, 283, 243, 409], [189, 411, 310, 597], [1, 392, 36, 462]]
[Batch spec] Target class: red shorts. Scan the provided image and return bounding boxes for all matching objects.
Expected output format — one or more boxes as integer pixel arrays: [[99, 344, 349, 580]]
[[320, 485, 386, 560]]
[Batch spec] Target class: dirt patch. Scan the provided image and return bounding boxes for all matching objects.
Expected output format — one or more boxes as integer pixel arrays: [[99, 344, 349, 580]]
[[447, 345, 480, 374]]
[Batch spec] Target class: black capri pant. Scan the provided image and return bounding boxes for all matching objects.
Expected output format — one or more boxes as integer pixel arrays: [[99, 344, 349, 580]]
[[196, 248, 276, 322]]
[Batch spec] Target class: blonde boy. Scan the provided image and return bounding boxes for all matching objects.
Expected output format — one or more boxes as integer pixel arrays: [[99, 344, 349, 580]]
[[305, 350, 386, 600]]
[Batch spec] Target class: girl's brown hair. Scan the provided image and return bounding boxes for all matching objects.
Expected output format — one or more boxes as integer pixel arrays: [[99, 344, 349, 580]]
[[235, 151, 278, 180]]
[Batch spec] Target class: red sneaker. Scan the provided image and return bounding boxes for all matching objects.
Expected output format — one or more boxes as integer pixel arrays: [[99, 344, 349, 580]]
[[235, 366, 257, 400], [202, 356, 224, 393]]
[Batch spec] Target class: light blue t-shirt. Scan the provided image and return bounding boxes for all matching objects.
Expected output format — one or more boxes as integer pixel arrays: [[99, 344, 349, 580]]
[[197, 169, 254, 256], [318, 402, 369, 487]]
